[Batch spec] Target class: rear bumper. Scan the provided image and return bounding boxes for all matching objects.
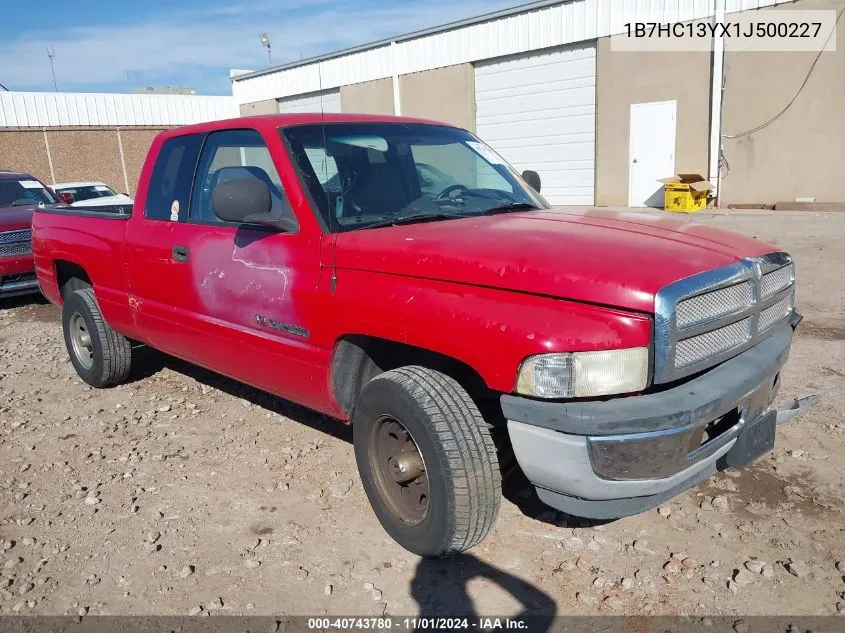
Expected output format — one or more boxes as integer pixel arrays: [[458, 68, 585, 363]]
[[502, 319, 811, 519], [0, 255, 38, 297]]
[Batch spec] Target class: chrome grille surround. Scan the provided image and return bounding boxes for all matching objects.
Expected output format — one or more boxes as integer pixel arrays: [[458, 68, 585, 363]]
[[654, 251, 794, 384], [0, 229, 32, 257]]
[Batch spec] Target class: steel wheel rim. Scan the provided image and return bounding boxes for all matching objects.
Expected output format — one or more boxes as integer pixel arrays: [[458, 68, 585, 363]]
[[368, 415, 429, 526], [69, 312, 94, 370]]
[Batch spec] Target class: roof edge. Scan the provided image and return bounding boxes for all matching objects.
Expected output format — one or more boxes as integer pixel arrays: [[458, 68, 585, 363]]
[[231, 0, 567, 83]]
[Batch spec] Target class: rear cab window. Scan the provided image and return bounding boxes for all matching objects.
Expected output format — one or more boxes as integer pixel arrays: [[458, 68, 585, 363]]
[[145, 134, 204, 221]]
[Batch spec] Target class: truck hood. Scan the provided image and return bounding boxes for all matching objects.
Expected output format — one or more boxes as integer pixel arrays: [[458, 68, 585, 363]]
[[0, 206, 36, 231], [333, 208, 775, 313]]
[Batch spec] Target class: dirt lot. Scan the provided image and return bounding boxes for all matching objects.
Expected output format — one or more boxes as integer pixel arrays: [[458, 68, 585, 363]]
[[1, 210, 844, 619]]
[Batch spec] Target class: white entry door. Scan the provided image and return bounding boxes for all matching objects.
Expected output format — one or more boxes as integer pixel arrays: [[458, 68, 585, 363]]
[[628, 101, 676, 207]]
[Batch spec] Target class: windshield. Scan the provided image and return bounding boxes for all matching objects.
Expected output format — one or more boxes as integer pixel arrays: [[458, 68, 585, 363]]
[[281, 123, 549, 232], [0, 177, 58, 208], [55, 184, 118, 202]]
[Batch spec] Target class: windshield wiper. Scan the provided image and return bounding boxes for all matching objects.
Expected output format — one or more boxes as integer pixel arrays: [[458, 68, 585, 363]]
[[348, 212, 471, 231], [479, 202, 539, 216]]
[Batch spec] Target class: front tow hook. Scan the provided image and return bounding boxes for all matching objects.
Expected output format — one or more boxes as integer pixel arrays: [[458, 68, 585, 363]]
[[776, 394, 822, 425]]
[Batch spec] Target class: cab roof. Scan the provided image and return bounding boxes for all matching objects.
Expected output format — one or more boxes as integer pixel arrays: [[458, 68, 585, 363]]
[[0, 169, 35, 180], [157, 112, 459, 141]]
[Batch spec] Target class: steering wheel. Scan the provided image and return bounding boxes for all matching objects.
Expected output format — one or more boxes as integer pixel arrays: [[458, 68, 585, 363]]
[[435, 184, 469, 200]]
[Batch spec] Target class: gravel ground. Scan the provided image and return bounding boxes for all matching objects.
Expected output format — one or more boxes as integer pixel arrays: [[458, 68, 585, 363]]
[[1, 210, 844, 618]]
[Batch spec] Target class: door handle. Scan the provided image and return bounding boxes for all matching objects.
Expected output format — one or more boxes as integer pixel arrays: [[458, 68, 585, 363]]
[[172, 245, 190, 263]]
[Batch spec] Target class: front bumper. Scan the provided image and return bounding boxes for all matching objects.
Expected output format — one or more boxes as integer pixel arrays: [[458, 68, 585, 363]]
[[0, 255, 38, 298], [502, 319, 814, 519]]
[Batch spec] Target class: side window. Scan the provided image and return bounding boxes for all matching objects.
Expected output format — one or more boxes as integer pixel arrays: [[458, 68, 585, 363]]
[[145, 134, 204, 221], [189, 129, 297, 228]]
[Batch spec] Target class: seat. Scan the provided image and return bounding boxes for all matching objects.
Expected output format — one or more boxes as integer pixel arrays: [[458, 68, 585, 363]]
[[339, 161, 408, 219]]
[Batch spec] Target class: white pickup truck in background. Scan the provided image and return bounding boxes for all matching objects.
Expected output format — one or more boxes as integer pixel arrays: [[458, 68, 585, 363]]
[[52, 181, 133, 209]]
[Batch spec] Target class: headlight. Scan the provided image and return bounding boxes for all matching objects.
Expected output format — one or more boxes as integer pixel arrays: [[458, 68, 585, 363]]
[[516, 348, 649, 398]]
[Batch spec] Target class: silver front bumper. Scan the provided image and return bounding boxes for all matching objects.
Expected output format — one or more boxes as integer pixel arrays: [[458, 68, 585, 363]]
[[502, 321, 818, 519]]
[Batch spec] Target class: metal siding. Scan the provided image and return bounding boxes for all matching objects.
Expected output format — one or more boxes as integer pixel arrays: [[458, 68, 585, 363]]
[[475, 44, 597, 205], [0, 91, 237, 127], [231, 0, 794, 105]]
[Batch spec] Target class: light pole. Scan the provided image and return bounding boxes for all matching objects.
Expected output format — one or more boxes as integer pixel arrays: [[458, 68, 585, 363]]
[[259, 33, 272, 67]]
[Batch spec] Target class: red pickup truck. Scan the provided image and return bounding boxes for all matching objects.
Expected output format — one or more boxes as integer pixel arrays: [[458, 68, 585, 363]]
[[1, 170, 58, 297], [32, 114, 808, 557]]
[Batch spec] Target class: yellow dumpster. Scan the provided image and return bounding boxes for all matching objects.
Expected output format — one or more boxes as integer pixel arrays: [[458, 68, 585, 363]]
[[658, 173, 713, 213]]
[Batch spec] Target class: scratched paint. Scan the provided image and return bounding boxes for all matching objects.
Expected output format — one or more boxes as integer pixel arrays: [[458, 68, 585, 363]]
[[189, 230, 298, 334]]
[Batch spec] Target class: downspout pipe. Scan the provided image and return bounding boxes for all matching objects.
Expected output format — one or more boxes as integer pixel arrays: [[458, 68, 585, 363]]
[[709, 0, 727, 207]]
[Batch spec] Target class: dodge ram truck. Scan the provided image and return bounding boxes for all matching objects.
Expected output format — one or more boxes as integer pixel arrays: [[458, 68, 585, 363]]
[[1, 169, 58, 297], [32, 114, 810, 557]]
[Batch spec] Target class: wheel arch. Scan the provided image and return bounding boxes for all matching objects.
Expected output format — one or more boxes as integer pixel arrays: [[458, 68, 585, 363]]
[[330, 334, 502, 423]]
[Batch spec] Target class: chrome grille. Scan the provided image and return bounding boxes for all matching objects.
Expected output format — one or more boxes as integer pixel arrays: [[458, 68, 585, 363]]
[[654, 252, 795, 383], [759, 291, 794, 333], [760, 264, 794, 299], [675, 318, 752, 368], [676, 281, 753, 328], [0, 229, 31, 244], [0, 229, 32, 257]]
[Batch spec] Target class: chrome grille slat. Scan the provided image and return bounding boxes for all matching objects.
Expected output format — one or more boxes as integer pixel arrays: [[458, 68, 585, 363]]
[[759, 291, 794, 333], [0, 229, 32, 258], [760, 264, 794, 299], [0, 229, 31, 244], [675, 318, 752, 368], [676, 281, 753, 328], [654, 252, 795, 383]]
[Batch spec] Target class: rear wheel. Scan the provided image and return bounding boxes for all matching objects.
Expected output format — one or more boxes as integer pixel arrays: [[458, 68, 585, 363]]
[[62, 288, 132, 388], [353, 366, 501, 557]]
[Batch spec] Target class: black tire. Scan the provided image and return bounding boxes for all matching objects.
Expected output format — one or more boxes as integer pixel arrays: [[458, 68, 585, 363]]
[[353, 366, 501, 557], [62, 288, 132, 388]]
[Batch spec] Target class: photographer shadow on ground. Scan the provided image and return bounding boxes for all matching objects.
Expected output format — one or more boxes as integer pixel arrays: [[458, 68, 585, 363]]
[[410, 553, 556, 632]]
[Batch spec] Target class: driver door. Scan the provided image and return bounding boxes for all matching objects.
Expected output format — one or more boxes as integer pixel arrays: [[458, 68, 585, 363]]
[[163, 128, 327, 408]]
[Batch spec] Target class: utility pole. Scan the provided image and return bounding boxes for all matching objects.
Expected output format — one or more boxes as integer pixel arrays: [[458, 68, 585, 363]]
[[47, 45, 58, 92]]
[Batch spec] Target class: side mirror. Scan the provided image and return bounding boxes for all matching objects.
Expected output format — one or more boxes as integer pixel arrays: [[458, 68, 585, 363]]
[[211, 179, 295, 232], [522, 170, 541, 193], [58, 192, 74, 204]]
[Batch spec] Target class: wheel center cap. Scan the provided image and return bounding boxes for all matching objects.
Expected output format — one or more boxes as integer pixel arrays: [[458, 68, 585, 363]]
[[388, 452, 424, 484]]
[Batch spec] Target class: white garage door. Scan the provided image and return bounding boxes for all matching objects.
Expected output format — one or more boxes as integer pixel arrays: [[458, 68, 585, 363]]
[[475, 44, 596, 205], [278, 89, 341, 114]]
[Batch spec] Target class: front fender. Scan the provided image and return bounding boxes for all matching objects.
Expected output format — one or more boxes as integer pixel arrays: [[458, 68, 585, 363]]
[[325, 270, 652, 394]]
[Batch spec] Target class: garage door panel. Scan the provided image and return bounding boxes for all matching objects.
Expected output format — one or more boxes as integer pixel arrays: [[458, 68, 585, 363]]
[[478, 116, 594, 145], [278, 89, 341, 114], [479, 91, 595, 117], [475, 44, 596, 205], [476, 63, 595, 93]]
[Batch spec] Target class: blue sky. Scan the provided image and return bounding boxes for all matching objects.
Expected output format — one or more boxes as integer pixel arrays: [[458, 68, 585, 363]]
[[0, 0, 521, 95]]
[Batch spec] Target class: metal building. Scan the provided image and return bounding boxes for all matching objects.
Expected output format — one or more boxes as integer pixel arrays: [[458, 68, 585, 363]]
[[231, 0, 845, 208]]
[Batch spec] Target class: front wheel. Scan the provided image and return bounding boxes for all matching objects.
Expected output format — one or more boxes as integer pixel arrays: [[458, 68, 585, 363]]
[[353, 366, 501, 557], [62, 288, 132, 388]]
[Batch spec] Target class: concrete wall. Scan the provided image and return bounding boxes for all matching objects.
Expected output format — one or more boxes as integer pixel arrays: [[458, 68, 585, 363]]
[[239, 99, 279, 116], [0, 131, 52, 185], [720, 0, 845, 205], [399, 64, 476, 131], [595, 37, 711, 206], [0, 127, 164, 196], [340, 78, 394, 115]]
